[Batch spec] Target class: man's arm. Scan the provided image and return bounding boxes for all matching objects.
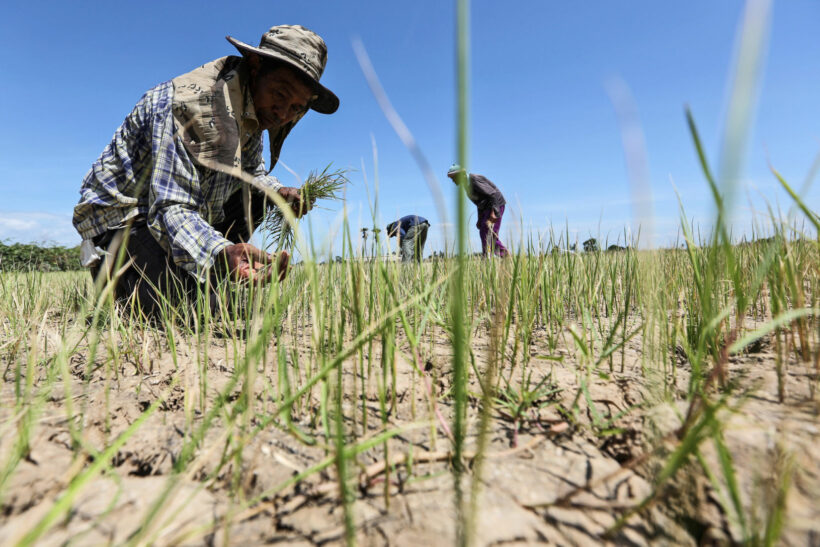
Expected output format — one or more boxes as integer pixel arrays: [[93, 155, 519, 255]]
[[148, 155, 291, 283], [146, 131, 235, 282], [145, 118, 286, 283]]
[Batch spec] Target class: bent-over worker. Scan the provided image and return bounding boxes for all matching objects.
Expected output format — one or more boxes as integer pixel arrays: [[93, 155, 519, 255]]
[[73, 25, 339, 315], [447, 165, 508, 257], [386, 215, 430, 262]]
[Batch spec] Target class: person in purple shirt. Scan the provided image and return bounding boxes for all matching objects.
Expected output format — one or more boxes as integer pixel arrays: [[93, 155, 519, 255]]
[[447, 164, 508, 257], [386, 215, 430, 262]]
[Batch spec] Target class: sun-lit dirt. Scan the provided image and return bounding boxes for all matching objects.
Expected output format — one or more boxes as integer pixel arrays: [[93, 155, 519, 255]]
[[1, 315, 817, 545]]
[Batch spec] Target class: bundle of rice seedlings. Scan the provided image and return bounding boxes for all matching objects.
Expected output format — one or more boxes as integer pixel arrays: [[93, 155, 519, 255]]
[[261, 164, 349, 251]]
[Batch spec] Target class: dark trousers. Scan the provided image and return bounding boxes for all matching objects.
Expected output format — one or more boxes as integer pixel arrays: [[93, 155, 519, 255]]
[[91, 188, 266, 317]]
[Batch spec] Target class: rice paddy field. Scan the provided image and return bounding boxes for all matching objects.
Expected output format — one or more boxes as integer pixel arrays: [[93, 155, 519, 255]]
[[2, 2, 818, 545], [0, 217, 818, 545]]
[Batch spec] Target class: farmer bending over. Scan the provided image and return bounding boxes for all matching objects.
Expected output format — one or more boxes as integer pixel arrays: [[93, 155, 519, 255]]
[[386, 215, 430, 263], [447, 165, 508, 257], [73, 25, 339, 315]]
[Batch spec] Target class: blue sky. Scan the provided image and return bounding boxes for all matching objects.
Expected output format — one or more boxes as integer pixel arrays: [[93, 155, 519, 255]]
[[0, 1, 818, 255]]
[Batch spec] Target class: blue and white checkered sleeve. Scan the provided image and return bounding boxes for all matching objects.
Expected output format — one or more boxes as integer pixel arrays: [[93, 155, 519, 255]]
[[146, 110, 232, 282]]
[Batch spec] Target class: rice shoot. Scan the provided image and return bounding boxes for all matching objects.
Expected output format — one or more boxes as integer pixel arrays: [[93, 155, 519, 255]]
[[262, 164, 350, 251]]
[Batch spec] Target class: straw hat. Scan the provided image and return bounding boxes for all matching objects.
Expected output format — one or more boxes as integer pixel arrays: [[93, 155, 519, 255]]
[[227, 25, 339, 114]]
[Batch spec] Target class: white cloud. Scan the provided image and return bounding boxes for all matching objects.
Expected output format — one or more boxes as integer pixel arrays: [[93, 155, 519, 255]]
[[0, 212, 80, 247], [0, 218, 37, 231]]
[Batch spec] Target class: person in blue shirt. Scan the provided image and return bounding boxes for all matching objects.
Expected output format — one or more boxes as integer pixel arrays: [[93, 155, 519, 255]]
[[386, 215, 430, 263]]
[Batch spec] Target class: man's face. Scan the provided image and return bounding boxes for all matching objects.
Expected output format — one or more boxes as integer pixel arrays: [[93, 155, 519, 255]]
[[250, 59, 314, 131]]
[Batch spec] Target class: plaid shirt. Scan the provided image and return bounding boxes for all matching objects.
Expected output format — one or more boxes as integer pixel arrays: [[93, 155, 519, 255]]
[[73, 70, 283, 281]]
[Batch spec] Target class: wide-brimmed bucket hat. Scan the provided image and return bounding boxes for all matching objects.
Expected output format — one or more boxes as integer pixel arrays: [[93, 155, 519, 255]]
[[227, 25, 339, 114]]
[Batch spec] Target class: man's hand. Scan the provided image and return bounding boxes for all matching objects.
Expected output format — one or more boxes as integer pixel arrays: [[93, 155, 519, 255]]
[[487, 211, 499, 229], [220, 243, 290, 284], [278, 187, 315, 218]]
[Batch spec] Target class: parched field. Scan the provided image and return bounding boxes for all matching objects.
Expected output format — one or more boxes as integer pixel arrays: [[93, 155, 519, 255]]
[[0, 242, 818, 545]]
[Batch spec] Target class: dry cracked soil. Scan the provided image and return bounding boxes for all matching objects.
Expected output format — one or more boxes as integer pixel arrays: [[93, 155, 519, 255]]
[[1, 317, 818, 546]]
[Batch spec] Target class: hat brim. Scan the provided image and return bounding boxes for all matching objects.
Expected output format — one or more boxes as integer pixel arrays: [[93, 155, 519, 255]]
[[226, 36, 339, 115]]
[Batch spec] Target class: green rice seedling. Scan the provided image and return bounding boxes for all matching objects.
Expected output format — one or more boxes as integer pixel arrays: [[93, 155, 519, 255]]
[[496, 245, 523, 378], [754, 445, 795, 546], [605, 389, 735, 539], [261, 165, 349, 251], [14, 380, 173, 546], [493, 370, 560, 448], [379, 263, 456, 452], [177, 422, 426, 546], [251, 273, 448, 432], [451, 1, 472, 543], [333, 343, 357, 545], [467, 256, 507, 537]]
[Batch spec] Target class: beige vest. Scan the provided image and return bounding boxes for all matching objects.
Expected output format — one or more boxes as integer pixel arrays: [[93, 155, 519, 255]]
[[171, 56, 298, 179]]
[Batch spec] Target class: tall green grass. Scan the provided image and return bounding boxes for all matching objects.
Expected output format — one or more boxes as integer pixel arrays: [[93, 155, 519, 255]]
[[0, 215, 817, 544]]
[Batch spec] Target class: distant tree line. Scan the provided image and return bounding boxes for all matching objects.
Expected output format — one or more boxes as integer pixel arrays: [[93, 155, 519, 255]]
[[0, 241, 82, 272]]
